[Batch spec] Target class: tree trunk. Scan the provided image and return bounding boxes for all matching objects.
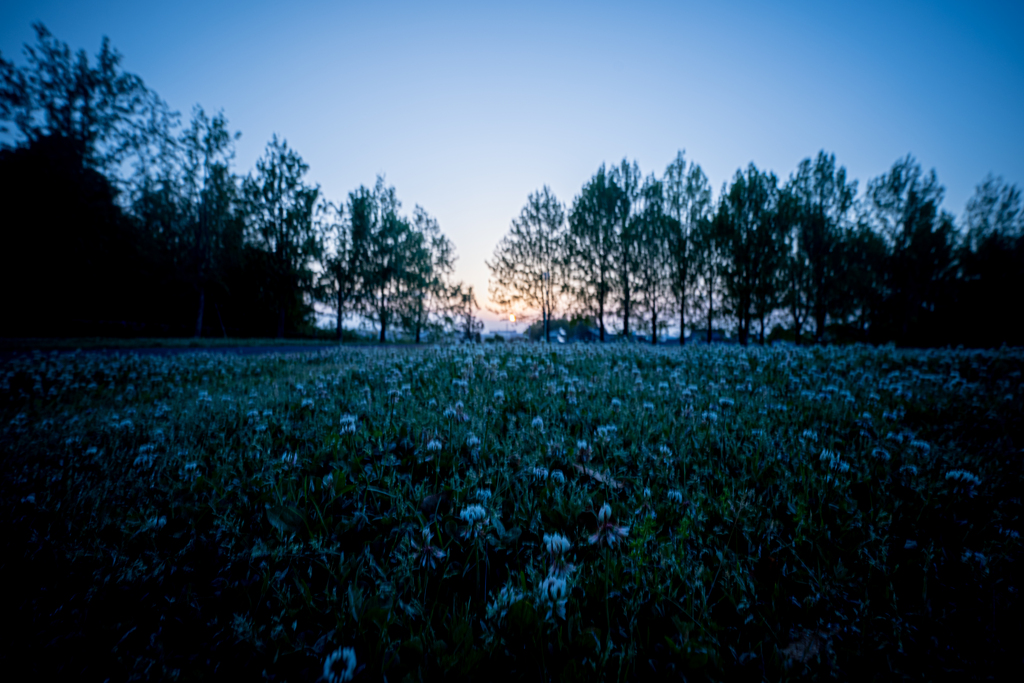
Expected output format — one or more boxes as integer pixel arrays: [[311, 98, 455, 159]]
[[707, 287, 713, 343], [651, 310, 657, 345], [194, 286, 205, 338], [379, 313, 387, 343], [679, 284, 686, 345], [598, 296, 605, 342], [415, 322, 421, 344], [336, 286, 343, 341], [215, 302, 227, 338], [276, 306, 286, 339], [623, 286, 631, 338]]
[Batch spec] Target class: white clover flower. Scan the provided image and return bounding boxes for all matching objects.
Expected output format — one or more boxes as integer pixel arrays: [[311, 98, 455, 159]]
[[718, 397, 735, 408], [658, 444, 673, 458], [460, 504, 488, 524], [533, 466, 549, 481], [550, 470, 566, 485], [667, 490, 684, 504], [466, 433, 481, 448], [596, 425, 617, 442], [871, 448, 891, 461], [443, 406, 457, 419], [493, 390, 505, 402], [642, 401, 655, 412], [538, 575, 568, 620], [475, 488, 492, 502], [701, 410, 718, 422], [611, 398, 622, 412], [909, 439, 931, 453], [544, 532, 571, 557], [339, 414, 358, 435], [801, 429, 818, 441], [301, 397, 315, 409], [262, 409, 273, 417], [945, 469, 981, 486], [899, 464, 918, 476], [532, 416, 544, 429], [590, 503, 629, 547], [428, 398, 437, 408], [323, 647, 357, 683]]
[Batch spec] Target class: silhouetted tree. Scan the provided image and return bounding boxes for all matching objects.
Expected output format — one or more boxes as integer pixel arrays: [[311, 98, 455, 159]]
[[487, 186, 566, 342], [784, 152, 857, 342], [865, 156, 956, 345], [632, 174, 672, 344], [567, 164, 620, 341], [663, 151, 712, 343], [241, 136, 320, 338]]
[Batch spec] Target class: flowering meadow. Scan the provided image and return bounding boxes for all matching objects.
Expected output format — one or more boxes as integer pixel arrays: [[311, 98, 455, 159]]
[[1, 343, 1021, 681]]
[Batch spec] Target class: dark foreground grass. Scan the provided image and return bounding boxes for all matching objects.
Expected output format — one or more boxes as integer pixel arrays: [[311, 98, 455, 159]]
[[1, 344, 1021, 681]]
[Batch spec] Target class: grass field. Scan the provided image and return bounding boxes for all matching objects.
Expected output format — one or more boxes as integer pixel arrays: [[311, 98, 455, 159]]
[[1, 343, 1021, 681]]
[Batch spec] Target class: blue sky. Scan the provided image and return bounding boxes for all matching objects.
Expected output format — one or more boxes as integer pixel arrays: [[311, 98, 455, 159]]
[[3, 0, 1023, 329]]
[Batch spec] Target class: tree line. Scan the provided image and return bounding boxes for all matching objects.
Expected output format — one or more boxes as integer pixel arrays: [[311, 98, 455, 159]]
[[0, 24, 480, 340], [488, 151, 1023, 348]]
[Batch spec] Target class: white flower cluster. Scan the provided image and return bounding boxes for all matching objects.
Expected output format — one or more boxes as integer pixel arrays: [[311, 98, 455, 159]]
[[945, 469, 981, 487], [460, 504, 488, 524], [531, 416, 544, 429], [323, 647, 357, 683], [339, 414, 357, 435], [820, 448, 850, 473], [539, 575, 568, 620], [426, 439, 442, 452]]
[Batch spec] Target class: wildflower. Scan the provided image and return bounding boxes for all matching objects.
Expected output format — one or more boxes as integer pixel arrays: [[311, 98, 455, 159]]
[[532, 416, 544, 430], [642, 401, 655, 413], [539, 575, 568, 620], [474, 488, 492, 502], [322, 472, 334, 488], [596, 425, 617, 443], [611, 398, 622, 413], [323, 647, 357, 683], [945, 469, 982, 490], [466, 433, 481, 448], [658, 444, 673, 459], [544, 532, 571, 558], [493, 389, 505, 403], [667, 490, 684, 504], [533, 466, 549, 481], [443, 406, 457, 419], [426, 438, 442, 452], [589, 503, 630, 547], [701, 410, 718, 423], [460, 504, 488, 524], [410, 528, 447, 569], [550, 470, 566, 486], [339, 414, 358, 435], [281, 452, 299, 468], [801, 429, 818, 442], [899, 464, 919, 476], [909, 439, 931, 453], [428, 398, 437, 409], [718, 397, 735, 408], [576, 440, 592, 461], [301, 397, 315, 409], [460, 504, 489, 538], [871, 448, 891, 462]]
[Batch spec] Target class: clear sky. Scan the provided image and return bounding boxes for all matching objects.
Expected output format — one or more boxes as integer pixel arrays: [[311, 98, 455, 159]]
[[3, 0, 1023, 330]]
